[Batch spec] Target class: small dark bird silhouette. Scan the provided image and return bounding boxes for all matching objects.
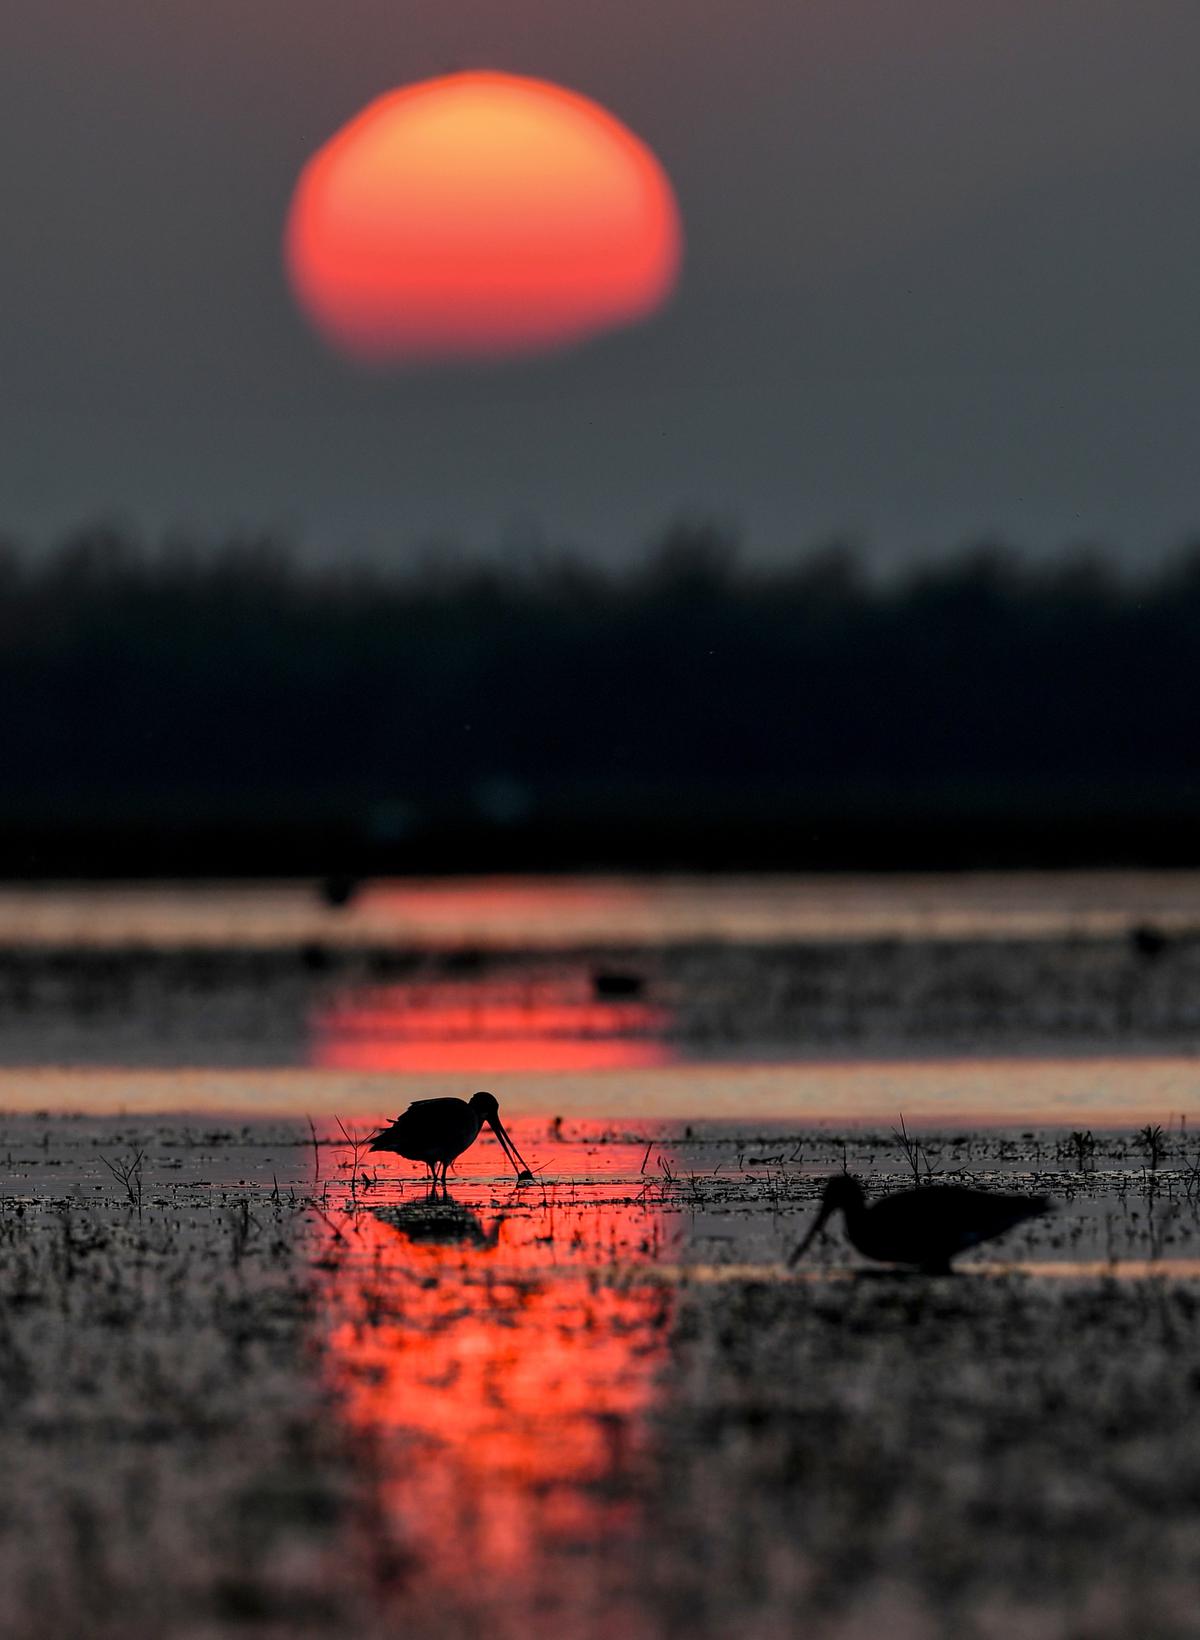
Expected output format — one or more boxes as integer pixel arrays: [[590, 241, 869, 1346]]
[[788, 1175, 1053, 1274], [1130, 923, 1170, 960], [319, 874, 359, 909], [592, 969, 645, 999], [369, 1091, 534, 1188]]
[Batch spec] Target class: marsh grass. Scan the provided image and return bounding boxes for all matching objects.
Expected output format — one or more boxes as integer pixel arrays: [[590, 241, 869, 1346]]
[[4, 1113, 1200, 1640], [1138, 1122, 1166, 1172], [333, 1117, 377, 1204], [1066, 1128, 1097, 1172], [893, 1114, 937, 1185], [98, 1146, 144, 1216], [0, 1133, 385, 1640]]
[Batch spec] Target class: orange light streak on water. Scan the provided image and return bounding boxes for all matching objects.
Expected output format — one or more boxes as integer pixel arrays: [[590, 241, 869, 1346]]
[[317, 1184, 672, 1617], [311, 974, 674, 1074]]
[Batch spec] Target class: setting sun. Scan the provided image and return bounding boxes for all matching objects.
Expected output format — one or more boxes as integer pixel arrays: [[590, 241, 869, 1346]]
[[284, 71, 683, 365]]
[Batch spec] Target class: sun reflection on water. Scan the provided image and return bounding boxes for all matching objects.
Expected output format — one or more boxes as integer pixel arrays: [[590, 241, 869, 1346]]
[[316, 1169, 673, 1623], [311, 966, 674, 1073]]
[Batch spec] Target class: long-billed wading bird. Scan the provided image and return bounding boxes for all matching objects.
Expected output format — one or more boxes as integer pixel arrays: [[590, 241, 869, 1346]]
[[788, 1174, 1054, 1274], [369, 1091, 534, 1189]]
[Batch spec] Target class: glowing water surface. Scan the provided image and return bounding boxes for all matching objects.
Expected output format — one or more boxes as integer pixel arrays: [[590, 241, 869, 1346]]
[[317, 1142, 673, 1631], [310, 1116, 1200, 1630], [312, 967, 672, 1073]]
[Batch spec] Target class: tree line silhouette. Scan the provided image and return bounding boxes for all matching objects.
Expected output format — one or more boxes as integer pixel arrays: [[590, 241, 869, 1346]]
[[2, 523, 1198, 870]]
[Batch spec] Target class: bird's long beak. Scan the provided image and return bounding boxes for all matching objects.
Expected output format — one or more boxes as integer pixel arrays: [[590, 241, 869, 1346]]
[[488, 1115, 533, 1181], [787, 1202, 832, 1268]]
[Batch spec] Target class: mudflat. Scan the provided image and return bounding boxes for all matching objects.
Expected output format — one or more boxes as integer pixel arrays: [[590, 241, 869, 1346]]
[[3, 1113, 1199, 1639]]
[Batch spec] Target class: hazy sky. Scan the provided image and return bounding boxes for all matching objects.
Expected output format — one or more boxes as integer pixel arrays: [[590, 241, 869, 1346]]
[[4, 0, 1199, 567]]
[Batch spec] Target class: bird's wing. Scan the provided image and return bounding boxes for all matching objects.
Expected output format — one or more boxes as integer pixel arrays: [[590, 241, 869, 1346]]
[[923, 1186, 1052, 1244], [370, 1101, 451, 1141], [382, 1099, 437, 1120]]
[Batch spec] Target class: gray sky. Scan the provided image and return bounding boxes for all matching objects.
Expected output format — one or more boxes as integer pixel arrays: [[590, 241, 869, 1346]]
[[4, 0, 1199, 568]]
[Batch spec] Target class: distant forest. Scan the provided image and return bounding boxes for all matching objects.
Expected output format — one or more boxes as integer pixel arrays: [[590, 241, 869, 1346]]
[[3, 524, 1200, 872]]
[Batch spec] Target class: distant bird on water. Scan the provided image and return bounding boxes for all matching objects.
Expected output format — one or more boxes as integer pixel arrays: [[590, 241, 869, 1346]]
[[369, 1091, 534, 1189], [789, 1175, 1053, 1274]]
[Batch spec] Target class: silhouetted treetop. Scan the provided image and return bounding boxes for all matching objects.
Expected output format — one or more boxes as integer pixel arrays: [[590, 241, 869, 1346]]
[[1, 523, 1199, 829]]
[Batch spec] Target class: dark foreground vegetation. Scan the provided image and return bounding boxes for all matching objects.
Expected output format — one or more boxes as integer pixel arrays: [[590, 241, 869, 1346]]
[[3, 523, 1200, 872]]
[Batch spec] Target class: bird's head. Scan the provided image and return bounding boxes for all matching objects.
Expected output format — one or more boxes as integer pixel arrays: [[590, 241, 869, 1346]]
[[788, 1173, 865, 1267], [818, 1173, 865, 1216], [469, 1092, 535, 1184]]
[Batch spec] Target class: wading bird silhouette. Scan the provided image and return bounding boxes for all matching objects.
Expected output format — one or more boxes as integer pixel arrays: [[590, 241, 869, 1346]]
[[369, 1091, 534, 1190], [789, 1175, 1053, 1274]]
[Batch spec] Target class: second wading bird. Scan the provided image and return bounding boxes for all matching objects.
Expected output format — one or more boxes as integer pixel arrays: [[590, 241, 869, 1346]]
[[789, 1174, 1053, 1274], [369, 1090, 535, 1189]]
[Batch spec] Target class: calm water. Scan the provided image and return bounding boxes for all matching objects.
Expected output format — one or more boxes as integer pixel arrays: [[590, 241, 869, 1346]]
[[7, 1067, 1200, 1637], [4, 1057, 1200, 1128], [1, 873, 1199, 1125], [8, 880, 1200, 1640], [4, 869, 1200, 945]]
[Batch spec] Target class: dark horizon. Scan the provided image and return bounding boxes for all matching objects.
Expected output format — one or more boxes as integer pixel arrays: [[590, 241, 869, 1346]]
[[4, 520, 1200, 878], [8, 514, 1200, 581]]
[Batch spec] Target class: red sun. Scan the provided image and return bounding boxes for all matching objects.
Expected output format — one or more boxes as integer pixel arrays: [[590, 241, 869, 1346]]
[[285, 72, 683, 365]]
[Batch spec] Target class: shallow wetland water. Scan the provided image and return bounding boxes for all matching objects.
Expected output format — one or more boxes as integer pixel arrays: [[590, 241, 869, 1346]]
[[4, 1114, 1200, 1638], [4, 877, 1200, 1636]]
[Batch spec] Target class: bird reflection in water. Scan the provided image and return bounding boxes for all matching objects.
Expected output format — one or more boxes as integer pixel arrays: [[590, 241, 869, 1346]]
[[317, 1180, 673, 1628], [372, 1199, 505, 1251]]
